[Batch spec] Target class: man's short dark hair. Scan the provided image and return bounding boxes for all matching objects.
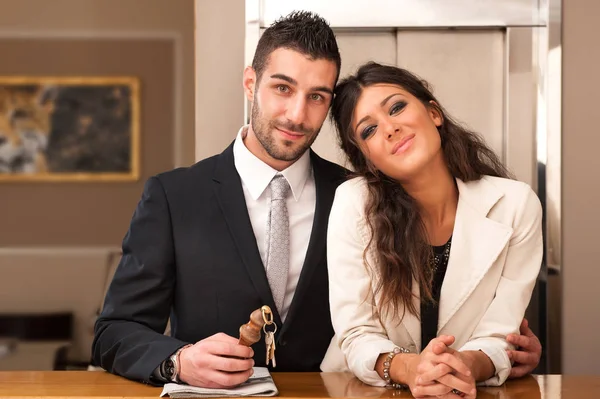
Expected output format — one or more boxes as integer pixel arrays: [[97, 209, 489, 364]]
[[251, 11, 341, 85]]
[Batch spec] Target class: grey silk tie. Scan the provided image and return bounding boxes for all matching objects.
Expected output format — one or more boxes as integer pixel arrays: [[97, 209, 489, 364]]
[[266, 174, 291, 314]]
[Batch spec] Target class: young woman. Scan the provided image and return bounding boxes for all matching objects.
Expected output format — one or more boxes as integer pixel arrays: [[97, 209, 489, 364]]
[[321, 62, 543, 398]]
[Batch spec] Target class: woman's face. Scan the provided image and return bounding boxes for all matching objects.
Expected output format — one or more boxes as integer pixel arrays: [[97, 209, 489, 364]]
[[351, 83, 444, 182]]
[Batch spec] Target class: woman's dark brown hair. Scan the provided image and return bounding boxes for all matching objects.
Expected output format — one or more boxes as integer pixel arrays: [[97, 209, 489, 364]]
[[331, 61, 512, 320]]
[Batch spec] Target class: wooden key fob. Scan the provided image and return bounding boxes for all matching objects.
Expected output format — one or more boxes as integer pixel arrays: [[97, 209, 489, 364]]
[[238, 306, 267, 346], [238, 305, 277, 367]]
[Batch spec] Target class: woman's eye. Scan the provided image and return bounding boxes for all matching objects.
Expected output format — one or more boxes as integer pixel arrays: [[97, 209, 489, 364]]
[[360, 125, 376, 140], [390, 102, 406, 115]]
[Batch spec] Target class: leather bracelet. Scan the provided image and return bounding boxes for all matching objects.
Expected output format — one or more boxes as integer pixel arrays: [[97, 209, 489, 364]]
[[383, 346, 411, 390]]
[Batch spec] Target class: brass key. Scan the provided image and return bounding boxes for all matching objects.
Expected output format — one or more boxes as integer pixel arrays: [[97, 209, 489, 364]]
[[264, 331, 277, 367]]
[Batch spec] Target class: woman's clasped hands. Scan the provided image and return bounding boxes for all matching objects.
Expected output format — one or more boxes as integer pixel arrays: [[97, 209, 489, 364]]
[[402, 336, 477, 398]]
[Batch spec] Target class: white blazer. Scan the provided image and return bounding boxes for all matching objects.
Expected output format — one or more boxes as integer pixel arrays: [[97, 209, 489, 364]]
[[320, 175, 543, 387]]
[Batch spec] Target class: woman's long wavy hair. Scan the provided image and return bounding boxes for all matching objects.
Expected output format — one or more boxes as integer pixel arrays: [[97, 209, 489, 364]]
[[331, 62, 512, 320]]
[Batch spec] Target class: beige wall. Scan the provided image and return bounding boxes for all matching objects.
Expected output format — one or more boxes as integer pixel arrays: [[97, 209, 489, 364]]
[[562, 0, 600, 374], [0, 0, 195, 167], [194, 0, 245, 160], [0, 39, 174, 246], [0, 0, 194, 246]]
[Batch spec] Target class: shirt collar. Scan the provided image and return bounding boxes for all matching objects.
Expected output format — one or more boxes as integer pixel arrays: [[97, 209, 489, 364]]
[[233, 125, 311, 202]]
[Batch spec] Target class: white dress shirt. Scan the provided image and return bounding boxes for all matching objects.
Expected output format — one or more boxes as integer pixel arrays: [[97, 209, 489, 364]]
[[233, 126, 316, 322]]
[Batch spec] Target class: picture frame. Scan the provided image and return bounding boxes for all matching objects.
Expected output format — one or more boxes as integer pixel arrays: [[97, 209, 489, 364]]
[[0, 76, 140, 182]]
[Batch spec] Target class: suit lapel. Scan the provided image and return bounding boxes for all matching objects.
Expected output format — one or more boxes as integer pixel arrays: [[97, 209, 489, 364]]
[[212, 142, 282, 326], [437, 178, 513, 332], [280, 152, 342, 335]]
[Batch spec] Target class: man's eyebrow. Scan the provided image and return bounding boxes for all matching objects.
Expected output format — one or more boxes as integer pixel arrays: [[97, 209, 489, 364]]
[[270, 74, 333, 95], [312, 86, 334, 96], [270, 74, 297, 85]]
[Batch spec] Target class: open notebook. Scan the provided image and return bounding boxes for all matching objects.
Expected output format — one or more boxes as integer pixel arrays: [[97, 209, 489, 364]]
[[160, 367, 278, 398]]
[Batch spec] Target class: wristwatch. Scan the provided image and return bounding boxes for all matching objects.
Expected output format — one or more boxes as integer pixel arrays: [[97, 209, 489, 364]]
[[161, 344, 192, 383]]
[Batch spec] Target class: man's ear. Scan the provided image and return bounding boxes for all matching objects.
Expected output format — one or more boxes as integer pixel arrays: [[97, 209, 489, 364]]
[[428, 100, 443, 127], [243, 66, 257, 102]]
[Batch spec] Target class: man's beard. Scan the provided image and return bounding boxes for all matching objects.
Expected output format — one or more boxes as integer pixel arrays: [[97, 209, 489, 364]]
[[250, 100, 320, 162]]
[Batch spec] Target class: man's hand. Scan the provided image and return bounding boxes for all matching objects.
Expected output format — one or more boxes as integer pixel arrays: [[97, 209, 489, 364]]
[[179, 333, 255, 388], [506, 318, 542, 378]]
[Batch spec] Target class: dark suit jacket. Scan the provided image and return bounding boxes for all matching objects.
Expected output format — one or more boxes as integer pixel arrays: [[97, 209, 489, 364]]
[[91, 142, 347, 384]]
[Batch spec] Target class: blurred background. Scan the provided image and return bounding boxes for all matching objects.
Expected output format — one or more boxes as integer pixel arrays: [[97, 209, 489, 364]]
[[0, 0, 597, 377]]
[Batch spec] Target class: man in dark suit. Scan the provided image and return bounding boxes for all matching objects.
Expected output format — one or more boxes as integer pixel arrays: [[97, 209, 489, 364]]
[[92, 10, 542, 389], [92, 11, 344, 388]]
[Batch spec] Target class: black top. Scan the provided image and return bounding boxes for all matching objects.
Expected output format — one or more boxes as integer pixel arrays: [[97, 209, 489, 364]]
[[420, 238, 451, 350]]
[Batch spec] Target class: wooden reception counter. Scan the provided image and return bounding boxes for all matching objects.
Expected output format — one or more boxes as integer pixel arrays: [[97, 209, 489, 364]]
[[0, 371, 597, 399]]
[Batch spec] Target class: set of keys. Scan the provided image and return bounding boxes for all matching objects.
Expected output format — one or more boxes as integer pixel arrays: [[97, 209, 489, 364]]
[[262, 306, 277, 367], [238, 305, 278, 367]]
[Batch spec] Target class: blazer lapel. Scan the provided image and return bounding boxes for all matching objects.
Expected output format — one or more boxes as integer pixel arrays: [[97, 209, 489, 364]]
[[280, 152, 342, 334], [437, 178, 513, 332], [212, 142, 281, 326]]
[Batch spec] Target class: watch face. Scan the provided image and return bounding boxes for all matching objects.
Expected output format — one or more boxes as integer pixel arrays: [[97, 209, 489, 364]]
[[164, 359, 175, 379]]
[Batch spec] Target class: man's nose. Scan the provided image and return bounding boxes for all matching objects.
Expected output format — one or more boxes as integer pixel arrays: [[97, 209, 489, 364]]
[[286, 97, 308, 126]]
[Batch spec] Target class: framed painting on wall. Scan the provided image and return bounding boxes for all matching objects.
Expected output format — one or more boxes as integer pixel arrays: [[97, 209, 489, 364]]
[[0, 76, 140, 182]]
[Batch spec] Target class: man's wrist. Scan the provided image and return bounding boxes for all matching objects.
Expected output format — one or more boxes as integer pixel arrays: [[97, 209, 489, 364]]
[[173, 344, 193, 383], [459, 350, 493, 382], [159, 344, 193, 383]]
